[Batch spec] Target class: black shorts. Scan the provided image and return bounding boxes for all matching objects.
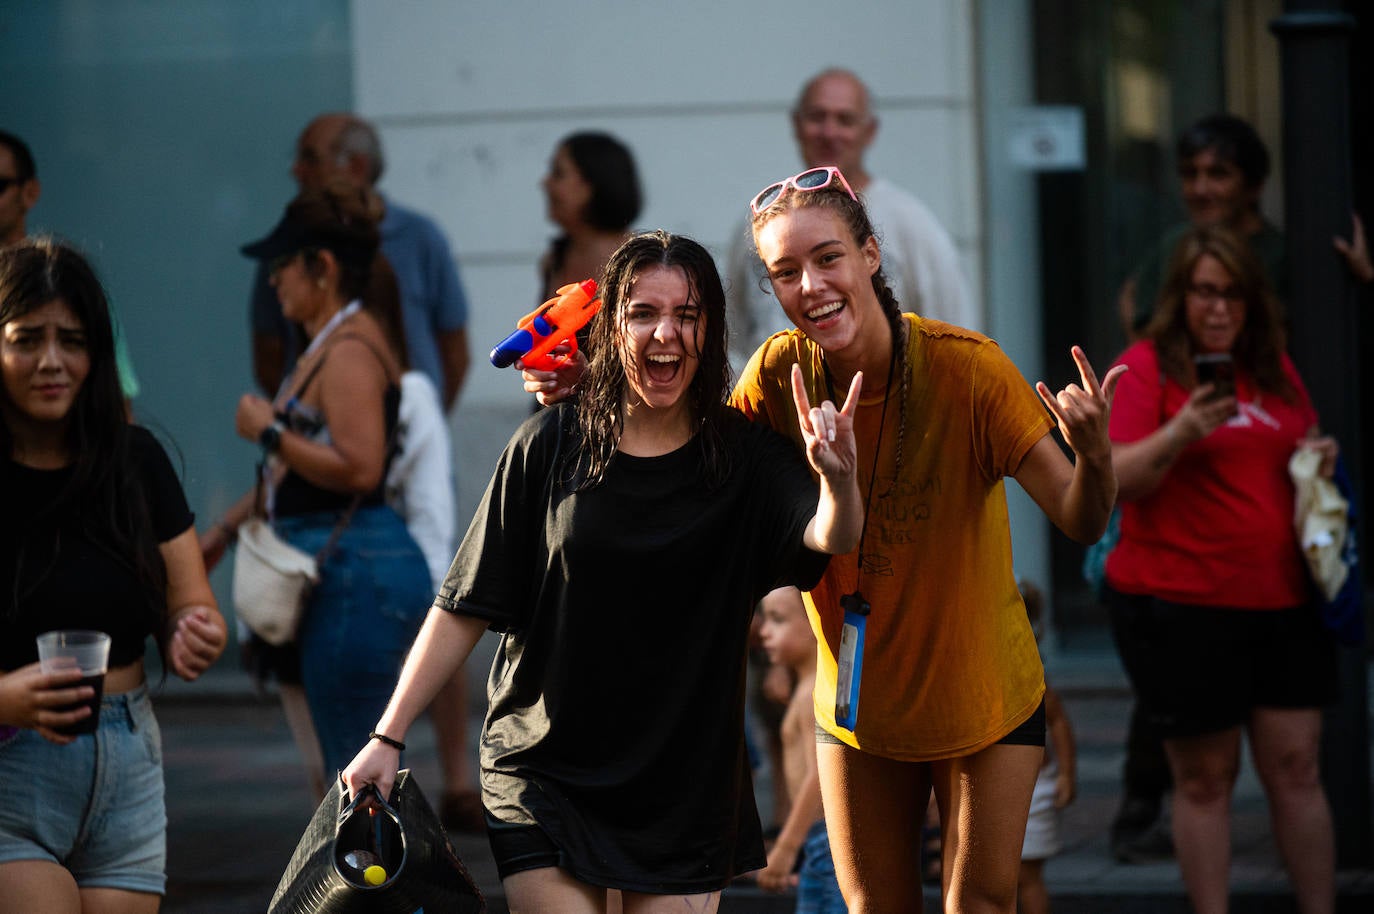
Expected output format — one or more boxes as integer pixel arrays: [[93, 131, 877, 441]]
[[485, 813, 566, 881], [1106, 585, 1339, 739], [814, 699, 1046, 750]]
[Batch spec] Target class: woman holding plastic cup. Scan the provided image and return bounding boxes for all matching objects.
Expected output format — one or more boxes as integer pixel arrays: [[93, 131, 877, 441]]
[[0, 238, 226, 912]]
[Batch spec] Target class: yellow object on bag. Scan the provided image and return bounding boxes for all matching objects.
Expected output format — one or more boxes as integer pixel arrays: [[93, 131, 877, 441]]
[[1288, 446, 1349, 602]]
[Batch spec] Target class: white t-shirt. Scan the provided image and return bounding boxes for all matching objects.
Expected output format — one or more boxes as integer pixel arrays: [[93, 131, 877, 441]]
[[385, 371, 455, 592]]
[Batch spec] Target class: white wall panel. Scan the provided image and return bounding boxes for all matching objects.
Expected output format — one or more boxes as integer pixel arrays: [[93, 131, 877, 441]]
[[354, 1, 962, 117]]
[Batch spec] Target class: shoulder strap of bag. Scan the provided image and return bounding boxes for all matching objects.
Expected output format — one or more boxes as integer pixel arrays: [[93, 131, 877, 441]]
[[256, 331, 403, 565]]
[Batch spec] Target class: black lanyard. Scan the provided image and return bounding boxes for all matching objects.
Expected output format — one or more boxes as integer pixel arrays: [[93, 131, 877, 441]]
[[823, 328, 899, 588]]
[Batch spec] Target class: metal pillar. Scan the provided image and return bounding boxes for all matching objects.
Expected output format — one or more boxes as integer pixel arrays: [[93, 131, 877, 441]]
[[1270, 1, 1372, 869]]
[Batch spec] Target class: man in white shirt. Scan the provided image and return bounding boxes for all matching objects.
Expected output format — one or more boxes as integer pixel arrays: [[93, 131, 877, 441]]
[[726, 68, 974, 370]]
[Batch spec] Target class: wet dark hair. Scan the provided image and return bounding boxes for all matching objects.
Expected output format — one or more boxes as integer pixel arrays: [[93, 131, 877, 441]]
[[559, 132, 643, 232], [1177, 114, 1270, 188], [749, 177, 910, 486], [1146, 224, 1295, 401], [0, 130, 37, 182], [576, 230, 732, 489], [0, 238, 169, 663]]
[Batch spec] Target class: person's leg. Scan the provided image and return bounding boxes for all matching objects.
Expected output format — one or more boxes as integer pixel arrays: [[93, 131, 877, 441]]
[[78, 887, 161, 914], [1163, 728, 1241, 914], [1106, 588, 1174, 862], [1248, 708, 1334, 914], [796, 821, 847, 914], [429, 672, 483, 832], [931, 743, 1041, 914], [0, 861, 82, 914], [503, 866, 607, 914], [622, 890, 721, 914], [1016, 859, 1048, 914], [299, 509, 431, 779], [1111, 702, 1174, 861], [816, 741, 929, 914], [278, 683, 327, 802]]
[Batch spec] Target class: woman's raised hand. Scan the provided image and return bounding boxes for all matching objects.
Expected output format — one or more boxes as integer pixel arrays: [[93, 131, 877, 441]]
[[1035, 346, 1126, 461], [235, 393, 275, 443], [519, 346, 588, 407], [791, 364, 861, 481], [1170, 384, 1238, 445]]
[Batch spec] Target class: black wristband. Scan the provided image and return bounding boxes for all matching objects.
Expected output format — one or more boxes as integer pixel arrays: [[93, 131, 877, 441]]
[[259, 420, 285, 454], [369, 730, 406, 751]]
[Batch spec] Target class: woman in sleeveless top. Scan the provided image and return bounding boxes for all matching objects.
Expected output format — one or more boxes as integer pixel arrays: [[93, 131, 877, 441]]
[[203, 183, 431, 784]]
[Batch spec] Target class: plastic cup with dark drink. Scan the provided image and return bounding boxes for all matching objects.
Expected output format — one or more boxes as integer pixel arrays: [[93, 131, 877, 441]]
[[36, 630, 111, 736]]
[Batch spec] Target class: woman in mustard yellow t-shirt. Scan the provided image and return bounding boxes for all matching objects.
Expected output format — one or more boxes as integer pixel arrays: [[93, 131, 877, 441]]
[[734, 167, 1123, 913]]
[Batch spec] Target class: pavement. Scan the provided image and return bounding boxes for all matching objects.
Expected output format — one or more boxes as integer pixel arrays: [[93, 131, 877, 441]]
[[150, 628, 1374, 913]]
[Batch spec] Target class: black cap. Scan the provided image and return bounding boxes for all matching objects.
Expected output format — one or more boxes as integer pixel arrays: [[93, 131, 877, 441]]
[[240, 211, 377, 265], [240, 213, 318, 261]]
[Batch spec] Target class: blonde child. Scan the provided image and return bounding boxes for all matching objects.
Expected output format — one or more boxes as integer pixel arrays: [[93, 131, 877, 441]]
[[756, 587, 846, 912], [1017, 582, 1077, 914]]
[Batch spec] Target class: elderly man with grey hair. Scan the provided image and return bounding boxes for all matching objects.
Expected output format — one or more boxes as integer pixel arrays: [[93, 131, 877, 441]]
[[250, 113, 471, 411], [725, 68, 974, 371]]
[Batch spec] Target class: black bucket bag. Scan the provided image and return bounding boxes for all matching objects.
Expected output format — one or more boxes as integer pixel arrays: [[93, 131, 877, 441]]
[[268, 770, 484, 914]]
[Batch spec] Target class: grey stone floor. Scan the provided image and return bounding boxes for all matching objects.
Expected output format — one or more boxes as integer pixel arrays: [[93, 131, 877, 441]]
[[154, 633, 1374, 912]]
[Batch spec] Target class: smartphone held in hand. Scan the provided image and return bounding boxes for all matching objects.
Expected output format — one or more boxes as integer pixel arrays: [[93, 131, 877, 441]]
[[1194, 352, 1235, 400]]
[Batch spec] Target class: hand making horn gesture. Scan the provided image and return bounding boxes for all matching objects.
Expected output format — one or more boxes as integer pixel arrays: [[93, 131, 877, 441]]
[[792, 363, 862, 481], [1034, 346, 1127, 462]]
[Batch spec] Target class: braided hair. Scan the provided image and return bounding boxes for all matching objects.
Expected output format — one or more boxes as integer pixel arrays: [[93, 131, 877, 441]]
[[749, 178, 910, 490]]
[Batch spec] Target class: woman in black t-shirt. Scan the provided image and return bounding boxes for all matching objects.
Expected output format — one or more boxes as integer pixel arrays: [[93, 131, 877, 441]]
[[345, 231, 864, 909], [0, 238, 226, 911]]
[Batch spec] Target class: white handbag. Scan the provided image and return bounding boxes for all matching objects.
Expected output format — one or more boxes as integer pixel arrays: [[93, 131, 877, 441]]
[[232, 517, 320, 646], [1288, 446, 1350, 602]]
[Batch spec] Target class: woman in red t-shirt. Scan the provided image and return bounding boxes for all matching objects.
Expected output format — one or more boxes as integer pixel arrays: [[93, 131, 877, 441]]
[[1105, 224, 1339, 914]]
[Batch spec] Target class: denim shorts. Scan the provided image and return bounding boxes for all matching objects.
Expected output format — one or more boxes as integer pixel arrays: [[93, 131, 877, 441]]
[[276, 504, 432, 780], [797, 819, 846, 914], [0, 684, 166, 895]]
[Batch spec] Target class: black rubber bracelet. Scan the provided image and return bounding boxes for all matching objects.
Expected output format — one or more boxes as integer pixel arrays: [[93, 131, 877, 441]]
[[368, 730, 406, 751]]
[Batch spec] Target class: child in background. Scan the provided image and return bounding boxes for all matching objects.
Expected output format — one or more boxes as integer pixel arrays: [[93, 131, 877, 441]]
[[755, 588, 846, 913], [1018, 581, 1077, 914]]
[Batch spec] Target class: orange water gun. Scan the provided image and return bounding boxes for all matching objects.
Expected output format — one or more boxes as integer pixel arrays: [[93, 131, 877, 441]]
[[489, 279, 601, 371]]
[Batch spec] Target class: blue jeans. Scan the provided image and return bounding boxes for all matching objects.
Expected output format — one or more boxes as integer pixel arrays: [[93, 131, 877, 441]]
[[0, 685, 166, 894], [277, 505, 432, 780], [797, 819, 846, 913]]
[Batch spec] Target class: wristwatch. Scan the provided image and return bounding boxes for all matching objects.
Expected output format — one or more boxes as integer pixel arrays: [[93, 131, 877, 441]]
[[259, 419, 286, 454]]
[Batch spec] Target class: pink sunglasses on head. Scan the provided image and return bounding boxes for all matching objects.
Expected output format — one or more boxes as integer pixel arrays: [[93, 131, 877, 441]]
[[749, 166, 858, 215]]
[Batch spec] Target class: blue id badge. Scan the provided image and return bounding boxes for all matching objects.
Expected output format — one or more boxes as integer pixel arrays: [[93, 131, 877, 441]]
[[835, 592, 870, 731]]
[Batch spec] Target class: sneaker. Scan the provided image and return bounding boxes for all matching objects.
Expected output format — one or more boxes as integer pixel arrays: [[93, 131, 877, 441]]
[[1111, 820, 1174, 864], [1111, 795, 1161, 834]]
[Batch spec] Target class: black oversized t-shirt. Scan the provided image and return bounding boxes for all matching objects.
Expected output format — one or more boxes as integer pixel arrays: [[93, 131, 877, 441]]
[[1, 425, 193, 670], [435, 403, 827, 892]]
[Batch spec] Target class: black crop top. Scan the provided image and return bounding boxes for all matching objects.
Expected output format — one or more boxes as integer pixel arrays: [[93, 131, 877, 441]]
[[0, 426, 194, 670]]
